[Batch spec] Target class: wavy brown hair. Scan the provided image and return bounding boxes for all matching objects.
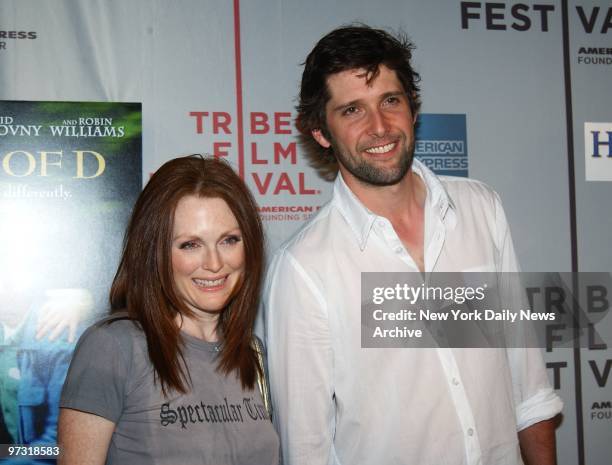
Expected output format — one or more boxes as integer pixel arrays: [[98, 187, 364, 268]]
[[296, 24, 421, 180], [110, 155, 264, 395]]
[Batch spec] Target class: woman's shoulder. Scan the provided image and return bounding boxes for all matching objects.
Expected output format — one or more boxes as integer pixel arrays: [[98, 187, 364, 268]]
[[77, 312, 144, 350]]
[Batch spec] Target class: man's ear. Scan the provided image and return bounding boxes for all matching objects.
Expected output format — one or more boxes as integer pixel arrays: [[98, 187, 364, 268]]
[[312, 128, 332, 149]]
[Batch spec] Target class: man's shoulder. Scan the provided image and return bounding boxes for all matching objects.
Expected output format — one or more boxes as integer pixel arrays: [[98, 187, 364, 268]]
[[438, 175, 502, 210], [439, 174, 498, 195], [272, 200, 342, 261]]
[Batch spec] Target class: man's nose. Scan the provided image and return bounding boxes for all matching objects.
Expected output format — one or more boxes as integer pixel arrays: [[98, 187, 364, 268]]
[[367, 109, 389, 138]]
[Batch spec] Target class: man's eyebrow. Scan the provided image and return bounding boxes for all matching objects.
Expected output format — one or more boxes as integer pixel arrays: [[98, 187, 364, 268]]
[[382, 90, 406, 99], [331, 99, 361, 113], [331, 91, 407, 112]]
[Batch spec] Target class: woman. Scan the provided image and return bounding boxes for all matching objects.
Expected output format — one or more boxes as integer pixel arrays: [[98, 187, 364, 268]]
[[58, 155, 279, 465]]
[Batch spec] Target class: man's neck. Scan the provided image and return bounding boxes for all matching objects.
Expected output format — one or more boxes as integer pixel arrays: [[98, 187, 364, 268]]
[[342, 169, 426, 223], [342, 168, 427, 271]]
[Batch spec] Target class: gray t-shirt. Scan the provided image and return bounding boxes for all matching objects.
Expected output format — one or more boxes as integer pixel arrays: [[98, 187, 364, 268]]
[[60, 317, 280, 465]]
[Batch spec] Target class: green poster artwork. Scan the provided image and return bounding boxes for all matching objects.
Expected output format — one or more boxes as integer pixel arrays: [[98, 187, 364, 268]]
[[0, 101, 142, 463]]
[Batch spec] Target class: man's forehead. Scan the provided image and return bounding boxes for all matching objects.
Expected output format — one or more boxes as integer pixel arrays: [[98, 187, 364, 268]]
[[324, 65, 403, 101], [326, 66, 387, 84]]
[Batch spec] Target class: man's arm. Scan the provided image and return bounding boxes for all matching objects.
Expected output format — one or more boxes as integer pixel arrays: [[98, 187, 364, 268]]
[[493, 191, 563, 465], [518, 418, 558, 465], [264, 249, 334, 465]]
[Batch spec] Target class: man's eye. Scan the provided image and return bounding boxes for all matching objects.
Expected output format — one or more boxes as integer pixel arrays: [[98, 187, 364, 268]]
[[384, 96, 400, 105], [342, 106, 359, 116]]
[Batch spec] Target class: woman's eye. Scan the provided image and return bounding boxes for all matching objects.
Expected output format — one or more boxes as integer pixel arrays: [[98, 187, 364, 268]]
[[222, 235, 242, 246], [179, 241, 198, 250]]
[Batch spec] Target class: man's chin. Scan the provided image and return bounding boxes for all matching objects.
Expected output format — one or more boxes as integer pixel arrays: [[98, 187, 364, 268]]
[[351, 158, 413, 187]]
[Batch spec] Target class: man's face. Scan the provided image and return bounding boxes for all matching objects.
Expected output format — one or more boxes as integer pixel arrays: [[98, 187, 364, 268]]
[[312, 65, 416, 187]]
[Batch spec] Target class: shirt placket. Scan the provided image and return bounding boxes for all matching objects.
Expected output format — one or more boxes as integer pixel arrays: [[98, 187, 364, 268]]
[[424, 200, 448, 272], [374, 217, 418, 270], [427, 201, 482, 464], [436, 348, 484, 465]]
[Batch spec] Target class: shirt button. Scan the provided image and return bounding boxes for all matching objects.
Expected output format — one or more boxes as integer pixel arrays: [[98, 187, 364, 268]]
[[467, 428, 474, 436], [395, 246, 403, 254], [378, 220, 386, 228], [452, 378, 459, 386]]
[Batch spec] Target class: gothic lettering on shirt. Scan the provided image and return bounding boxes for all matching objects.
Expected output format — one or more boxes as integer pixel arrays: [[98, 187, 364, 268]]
[[159, 396, 268, 429]]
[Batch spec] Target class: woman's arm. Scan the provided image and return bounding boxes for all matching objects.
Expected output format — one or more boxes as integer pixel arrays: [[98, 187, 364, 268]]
[[57, 408, 115, 465]]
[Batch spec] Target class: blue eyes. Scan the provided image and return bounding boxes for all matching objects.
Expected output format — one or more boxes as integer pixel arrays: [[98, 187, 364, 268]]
[[178, 235, 242, 250], [222, 235, 241, 246]]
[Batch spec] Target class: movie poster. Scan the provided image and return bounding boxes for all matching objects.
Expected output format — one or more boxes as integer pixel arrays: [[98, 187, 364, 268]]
[[0, 101, 141, 462]]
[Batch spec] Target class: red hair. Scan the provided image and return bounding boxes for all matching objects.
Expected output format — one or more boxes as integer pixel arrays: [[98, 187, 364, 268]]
[[110, 155, 264, 394]]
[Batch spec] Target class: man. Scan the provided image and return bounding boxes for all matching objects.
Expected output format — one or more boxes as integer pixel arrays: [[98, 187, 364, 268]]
[[0, 205, 92, 462], [0, 291, 74, 464], [263, 25, 563, 465]]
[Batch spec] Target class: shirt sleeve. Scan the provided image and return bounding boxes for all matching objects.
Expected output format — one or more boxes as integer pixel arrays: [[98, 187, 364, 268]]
[[507, 346, 563, 430], [493, 192, 564, 430], [59, 322, 129, 423], [263, 248, 335, 465]]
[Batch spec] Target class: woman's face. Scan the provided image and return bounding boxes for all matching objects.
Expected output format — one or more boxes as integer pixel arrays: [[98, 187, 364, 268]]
[[171, 195, 245, 317]]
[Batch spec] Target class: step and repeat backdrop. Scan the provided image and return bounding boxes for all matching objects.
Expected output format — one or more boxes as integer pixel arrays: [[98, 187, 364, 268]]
[[0, 1, 610, 464]]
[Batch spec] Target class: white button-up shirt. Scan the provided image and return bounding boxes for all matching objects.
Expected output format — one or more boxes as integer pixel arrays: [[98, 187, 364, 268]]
[[263, 160, 563, 465]]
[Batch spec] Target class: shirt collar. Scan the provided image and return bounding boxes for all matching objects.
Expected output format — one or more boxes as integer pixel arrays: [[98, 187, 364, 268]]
[[332, 158, 456, 251]]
